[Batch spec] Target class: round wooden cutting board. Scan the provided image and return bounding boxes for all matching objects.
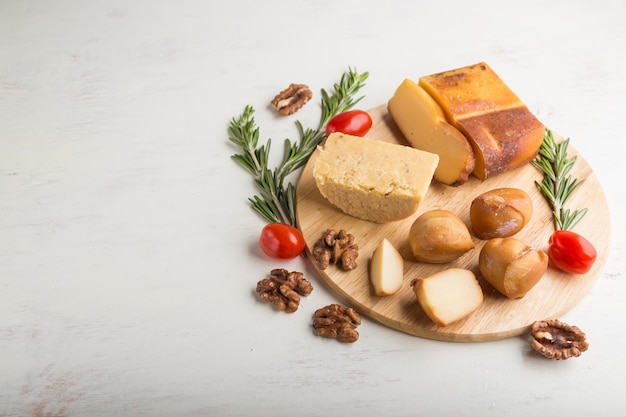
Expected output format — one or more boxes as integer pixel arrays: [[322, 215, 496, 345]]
[[296, 105, 611, 342]]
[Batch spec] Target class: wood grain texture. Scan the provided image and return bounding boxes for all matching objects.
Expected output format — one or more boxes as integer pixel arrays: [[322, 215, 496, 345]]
[[296, 105, 611, 342]]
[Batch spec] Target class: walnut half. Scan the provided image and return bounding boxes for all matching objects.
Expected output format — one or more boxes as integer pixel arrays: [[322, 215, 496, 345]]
[[312, 229, 359, 271], [270, 83, 313, 116], [256, 268, 313, 313], [312, 304, 361, 343], [530, 319, 589, 360]]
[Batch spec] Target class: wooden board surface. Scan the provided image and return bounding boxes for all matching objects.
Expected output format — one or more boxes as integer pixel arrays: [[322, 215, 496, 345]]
[[296, 105, 611, 342]]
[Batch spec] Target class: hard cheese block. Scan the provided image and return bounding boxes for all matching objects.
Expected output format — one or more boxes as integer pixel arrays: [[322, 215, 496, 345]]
[[313, 133, 439, 223], [419, 62, 545, 180]]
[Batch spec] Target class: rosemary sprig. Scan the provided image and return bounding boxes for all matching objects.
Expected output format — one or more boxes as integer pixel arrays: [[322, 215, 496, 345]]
[[531, 128, 587, 231], [228, 67, 369, 226]]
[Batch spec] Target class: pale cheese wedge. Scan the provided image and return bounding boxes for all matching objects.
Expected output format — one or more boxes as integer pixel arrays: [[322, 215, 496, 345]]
[[388, 79, 475, 186], [370, 239, 404, 296], [413, 268, 483, 327]]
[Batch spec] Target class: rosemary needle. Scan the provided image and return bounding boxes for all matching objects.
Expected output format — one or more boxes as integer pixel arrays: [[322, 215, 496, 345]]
[[531, 128, 587, 231], [228, 67, 369, 226]]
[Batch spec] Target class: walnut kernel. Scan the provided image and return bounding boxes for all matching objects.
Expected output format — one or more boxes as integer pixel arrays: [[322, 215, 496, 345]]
[[270, 83, 313, 116], [530, 319, 589, 360], [256, 268, 313, 313], [312, 304, 362, 343], [312, 229, 359, 271]]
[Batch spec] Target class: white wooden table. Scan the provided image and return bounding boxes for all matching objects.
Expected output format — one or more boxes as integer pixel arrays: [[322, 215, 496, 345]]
[[2, 1, 625, 415]]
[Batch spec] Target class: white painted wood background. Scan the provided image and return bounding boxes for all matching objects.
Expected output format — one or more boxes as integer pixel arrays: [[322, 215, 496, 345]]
[[1, 0, 625, 416]]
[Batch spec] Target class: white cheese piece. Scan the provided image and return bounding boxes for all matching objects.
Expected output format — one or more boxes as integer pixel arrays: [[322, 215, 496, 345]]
[[370, 239, 404, 296], [413, 268, 483, 326]]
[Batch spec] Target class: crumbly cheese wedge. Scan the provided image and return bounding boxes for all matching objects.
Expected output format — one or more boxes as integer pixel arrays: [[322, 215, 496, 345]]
[[388, 79, 475, 186], [413, 268, 483, 327], [419, 62, 545, 180], [313, 133, 439, 223]]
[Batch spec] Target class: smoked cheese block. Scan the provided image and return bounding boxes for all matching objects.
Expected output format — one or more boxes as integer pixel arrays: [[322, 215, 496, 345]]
[[419, 62, 545, 180]]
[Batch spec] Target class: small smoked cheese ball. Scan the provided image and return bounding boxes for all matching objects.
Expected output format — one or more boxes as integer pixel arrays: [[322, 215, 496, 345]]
[[470, 188, 532, 239]]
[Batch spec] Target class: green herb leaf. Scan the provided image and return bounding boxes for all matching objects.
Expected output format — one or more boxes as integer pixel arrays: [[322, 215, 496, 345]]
[[532, 128, 588, 231], [228, 68, 369, 226]]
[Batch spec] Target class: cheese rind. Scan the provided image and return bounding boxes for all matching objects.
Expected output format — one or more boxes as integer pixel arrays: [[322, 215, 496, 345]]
[[313, 133, 439, 223], [413, 268, 483, 327], [419, 62, 545, 180], [419, 62, 522, 119], [387, 79, 475, 186]]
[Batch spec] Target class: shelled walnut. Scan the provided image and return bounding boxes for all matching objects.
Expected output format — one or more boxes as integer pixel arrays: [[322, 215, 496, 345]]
[[312, 304, 362, 343], [312, 229, 359, 271], [270, 83, 313, 115], [530, 319, 589, 360], [256, 268, 313, 313]]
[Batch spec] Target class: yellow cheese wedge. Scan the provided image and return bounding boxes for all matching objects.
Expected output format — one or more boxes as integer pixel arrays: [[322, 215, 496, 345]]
[[370, 238, 404, 296], [413, 268, 483, 327], [388, 79, 475, 186], [419, 62, 545, 179], [313, 133, 439, 223]]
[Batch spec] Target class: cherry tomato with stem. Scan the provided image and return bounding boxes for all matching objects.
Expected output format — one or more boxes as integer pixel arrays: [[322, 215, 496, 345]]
[[548, 230, 597, 274], [259, 223, 306, 259], [325, 109, 373, 137]]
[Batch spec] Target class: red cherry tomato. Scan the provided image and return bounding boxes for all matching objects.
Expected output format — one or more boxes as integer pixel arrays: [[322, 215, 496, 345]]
[[259, 223, 305, 259], [548, 230, 597, 274], [325, 109, 373, 137]]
